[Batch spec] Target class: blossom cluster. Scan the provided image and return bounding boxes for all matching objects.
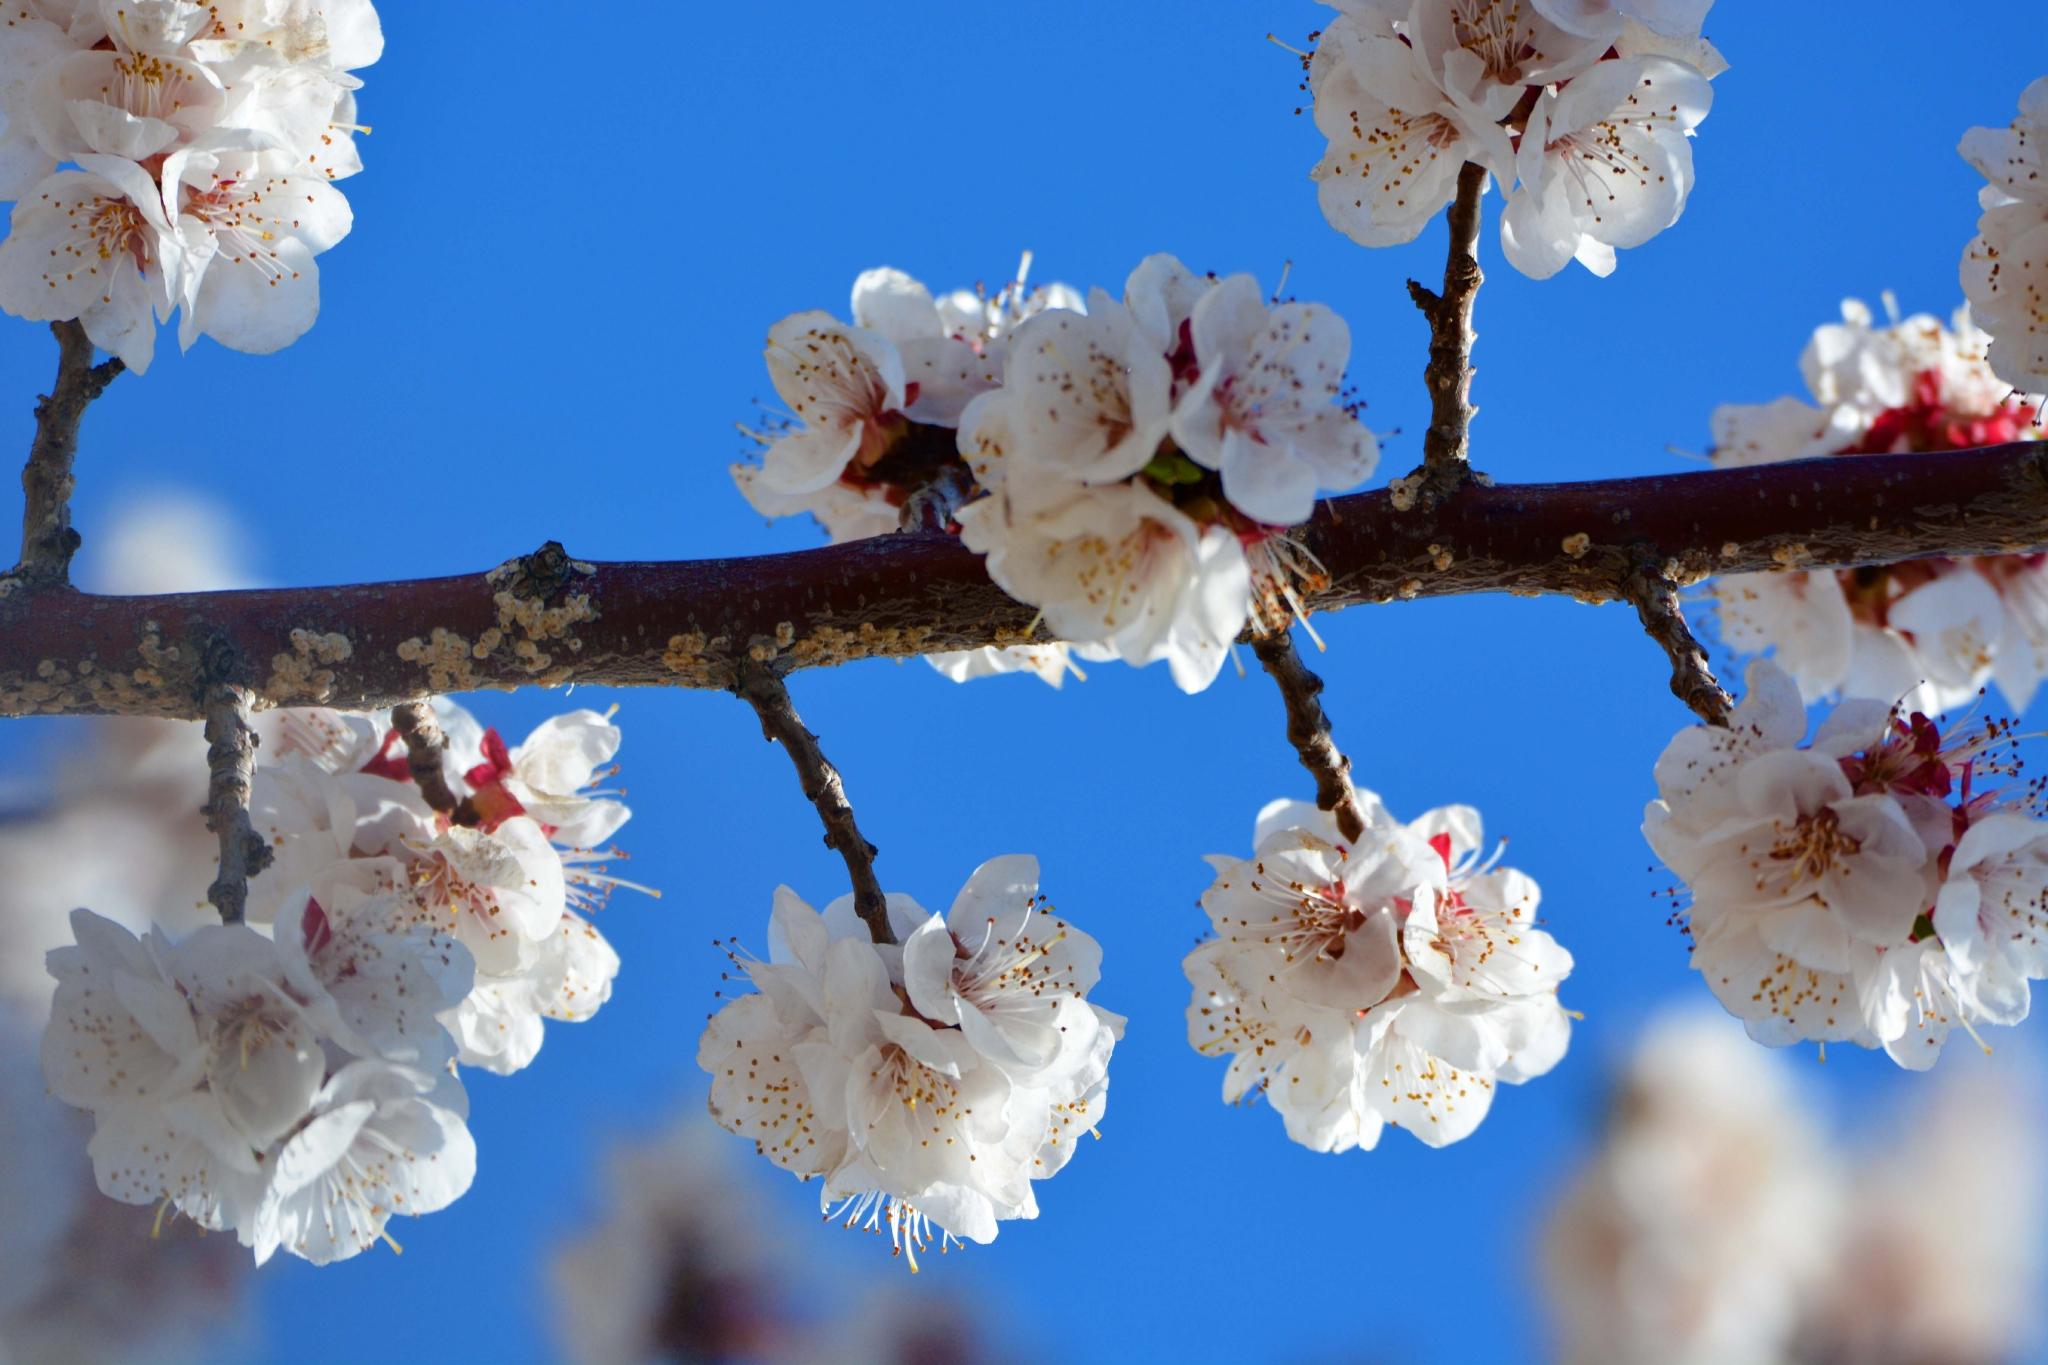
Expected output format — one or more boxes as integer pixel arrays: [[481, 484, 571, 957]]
[[697, 858, 1121, 1265], [0, 0, 380, 371], [1306, 0, 1723, 278], [41, 698, 635, 1265], [1184, 792, 1572, 1151], [1962, 76, 2048, 396], [733, 255, 1379, 692], [1710, 300, 2048, 713], [1645, 659, 2048, 1068]]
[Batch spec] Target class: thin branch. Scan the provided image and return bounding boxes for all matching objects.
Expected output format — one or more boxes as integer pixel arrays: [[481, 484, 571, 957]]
[[8, 321, 124, 591], [732, 664, 892, 945], [1626, 561, 1732, 727], [1399, 160, 1488, 508], [3, 442, 2048, 719], [1253, 630, 1367, 844], [389, 700, 467, 817], [202, 683, 273, 925]]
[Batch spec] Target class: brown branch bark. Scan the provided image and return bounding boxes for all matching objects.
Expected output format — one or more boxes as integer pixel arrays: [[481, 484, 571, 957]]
[[1252, 630, 1367, 844], [732, 665, 892, 945], [1399, 160, 1488, 508], [2, 443, 2047, 720], [390, 701, 467, 816], [7, 321, 124, 592], [1626, 559, 1731, 727], [202, 683, 273, 925]]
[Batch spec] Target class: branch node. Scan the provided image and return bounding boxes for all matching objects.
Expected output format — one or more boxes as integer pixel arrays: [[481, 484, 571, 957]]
[[1626, 559, 1732, 728], [202, 683, 272, 925], [487, 540, 592, 606], [732, 664, 893, 945], [1252, 630, 1368, 844]]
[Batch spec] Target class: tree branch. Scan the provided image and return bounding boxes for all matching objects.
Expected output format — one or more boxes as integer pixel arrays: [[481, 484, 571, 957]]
[[202, 683, 273, 925], [1253, 630, 1367, 843], [6, 321, 124, 592], [390, 700, 467, 817], [732, 664, 892, 945], [1625, 559, 1731, 727], [1398, 160, 1488, 509], [2, 442, 2046, 720]]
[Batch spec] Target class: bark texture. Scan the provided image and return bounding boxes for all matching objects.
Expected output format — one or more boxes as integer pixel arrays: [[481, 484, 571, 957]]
[[2, 444, 2047, 720]]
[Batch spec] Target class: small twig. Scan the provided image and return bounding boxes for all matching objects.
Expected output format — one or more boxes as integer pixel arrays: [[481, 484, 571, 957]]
[[1402, 161, 1488, 508], [390, 701, 468, 817], [10, 321, 124, 590], [1626, 560, 1732, 727], [1252, 629, 1368, 844], [732, 664, 892, 945], [202, 684, 273, 925]]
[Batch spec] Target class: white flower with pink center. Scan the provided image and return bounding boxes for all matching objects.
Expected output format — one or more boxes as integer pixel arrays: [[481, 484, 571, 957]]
[[1707, 300, 2048, 711], [1186, 789, 1573, 1152]]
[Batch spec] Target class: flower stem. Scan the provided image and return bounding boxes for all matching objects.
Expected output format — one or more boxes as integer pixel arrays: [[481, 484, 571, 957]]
[[390, 701, 474, 820], [733, 665, 894, 945], [1252, 630, 1368, 843], [1626, 559, 1732, 727]]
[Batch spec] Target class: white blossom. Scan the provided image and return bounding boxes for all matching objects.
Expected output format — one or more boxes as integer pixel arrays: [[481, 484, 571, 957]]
[[976, 290, 1170, 485], [0, 0, 380, 359], [1499, 56, 1713, 280], [1646, 658, 2048, 1065], [40, 906, 477, 1264], [923, 642, 1110, 690], [1186, 791, 1572, 1152], [1308, 10, 1508, 248], [238, 700, 637, 1076], [1960, 75, 2048, 394], [700, 867, 1117, 1263], [0, 156, 180, 370], [735, 260, 1082, 544], [957, 476, 1249, 694], [1310, 0, 1719, 275], [1169, 273, 1377, 526]]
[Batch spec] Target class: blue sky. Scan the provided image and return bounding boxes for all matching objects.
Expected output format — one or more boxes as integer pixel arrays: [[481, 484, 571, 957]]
[[2, 2, 2046, 1362]]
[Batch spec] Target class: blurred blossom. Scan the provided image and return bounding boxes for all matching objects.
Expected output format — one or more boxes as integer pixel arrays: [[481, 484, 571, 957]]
[[792, 1289, 1014, 1365], [1542, 1011, 2047, 1365], [1540, 1011, 1842, 1365], [551, 1114, 1030, 1365], [77, 494, 256, 597], [1795, 1062, 2044, 1365], [551, 1119, 796, 1365]]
